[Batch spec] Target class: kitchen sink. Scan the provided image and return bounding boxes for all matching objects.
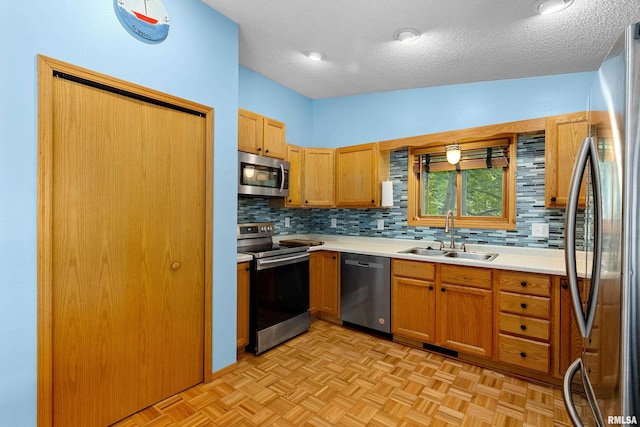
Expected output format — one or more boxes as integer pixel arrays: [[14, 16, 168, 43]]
[[444, 251, 498, 262], [397, 247, 448, 256], [398, 247, 497, 262]]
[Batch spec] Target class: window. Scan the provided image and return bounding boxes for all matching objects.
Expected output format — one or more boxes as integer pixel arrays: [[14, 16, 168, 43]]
[[408, 135, 517, 230]]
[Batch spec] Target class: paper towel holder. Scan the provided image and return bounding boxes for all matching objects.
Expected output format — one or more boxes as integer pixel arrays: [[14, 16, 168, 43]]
[[381, 180, 394, 208]]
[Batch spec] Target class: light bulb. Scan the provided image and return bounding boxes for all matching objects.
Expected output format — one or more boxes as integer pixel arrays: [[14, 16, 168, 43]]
[[446, 145, 461, 165]]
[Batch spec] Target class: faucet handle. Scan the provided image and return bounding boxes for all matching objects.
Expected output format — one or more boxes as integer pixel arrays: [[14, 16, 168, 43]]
[[436, 240, 445, 250], [461, 243, 466, 252]]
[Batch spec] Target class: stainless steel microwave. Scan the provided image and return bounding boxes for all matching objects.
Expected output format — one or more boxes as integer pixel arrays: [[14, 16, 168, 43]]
[[238, 151, 290, 197]]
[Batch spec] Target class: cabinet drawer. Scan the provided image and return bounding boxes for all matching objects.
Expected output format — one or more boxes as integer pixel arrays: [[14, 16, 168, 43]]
[[499, 271, 550, 297], [441, 265, 492, 289], [498, 334, 550, 373], [392, 259, 435, 281], [499, 313, 550, 341], [499, 292, 550, 319]]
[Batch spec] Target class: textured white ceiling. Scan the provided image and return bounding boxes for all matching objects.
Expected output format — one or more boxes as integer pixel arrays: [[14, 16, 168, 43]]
[[202, 0, 640, 99]]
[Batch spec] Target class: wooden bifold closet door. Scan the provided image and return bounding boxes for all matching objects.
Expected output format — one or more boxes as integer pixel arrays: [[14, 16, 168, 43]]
[[38, 56, 212, 427]]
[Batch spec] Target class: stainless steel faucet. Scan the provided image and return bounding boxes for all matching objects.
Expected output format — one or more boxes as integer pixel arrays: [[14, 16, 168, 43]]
[[444, 210, 455, 249]]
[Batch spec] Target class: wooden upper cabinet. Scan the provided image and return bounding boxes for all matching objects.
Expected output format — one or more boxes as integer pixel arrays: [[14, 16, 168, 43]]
[[545, 112, 589, 207], [263, 117, 287, 159], [238, 109, 286, 159], [335, 143, 389, 208], [286, 144, 302, 207], [303, 148, 335, 207]]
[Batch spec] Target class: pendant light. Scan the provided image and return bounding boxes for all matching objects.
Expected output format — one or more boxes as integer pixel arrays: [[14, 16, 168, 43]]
[[446, 144, 462, 165]]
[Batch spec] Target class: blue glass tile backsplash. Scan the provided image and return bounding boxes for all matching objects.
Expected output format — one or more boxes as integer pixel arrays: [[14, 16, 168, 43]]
[[238, 131, 581, 249]]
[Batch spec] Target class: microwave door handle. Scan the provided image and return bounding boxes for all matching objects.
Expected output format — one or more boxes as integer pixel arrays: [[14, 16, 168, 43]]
[[584, 136, 603, 335], [565, 136, 592, 337], [279, 164, 285, 193]]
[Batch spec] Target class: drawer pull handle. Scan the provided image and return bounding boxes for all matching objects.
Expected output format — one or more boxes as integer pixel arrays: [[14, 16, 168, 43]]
[[520, 325, 527, 330], [521, 281, 527, 287], [520, 303, 527, 309], [520, 352, 527, 358]]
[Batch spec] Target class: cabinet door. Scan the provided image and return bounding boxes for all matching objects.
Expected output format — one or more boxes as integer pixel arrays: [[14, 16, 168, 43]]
[[303, 148, 335, 207], [437, 283, 493, 358], [286, 144, 302, 207], [335, 143, 379, 207], [392, 276, 436, 343], [236, 262, 251, 348], [238, 109, 263, 155], [263, 118, 286, 159], [320, 252, 340, 317], [559, 278, 584, 375], [545, 112, 588, 207]]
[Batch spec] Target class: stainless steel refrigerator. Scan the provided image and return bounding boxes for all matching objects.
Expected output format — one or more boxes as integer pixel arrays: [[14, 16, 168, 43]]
[[563, 22, 640, 425]]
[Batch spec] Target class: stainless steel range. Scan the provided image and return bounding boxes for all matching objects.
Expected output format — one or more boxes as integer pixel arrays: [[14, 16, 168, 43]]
[[237, 222, 310, 355]]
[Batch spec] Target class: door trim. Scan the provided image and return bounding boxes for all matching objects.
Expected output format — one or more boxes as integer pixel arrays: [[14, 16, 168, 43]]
[[36, 55, 214, 426]]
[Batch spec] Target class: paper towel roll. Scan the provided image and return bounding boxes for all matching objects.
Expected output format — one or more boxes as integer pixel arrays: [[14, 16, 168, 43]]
[[381, 180, 393, 207]]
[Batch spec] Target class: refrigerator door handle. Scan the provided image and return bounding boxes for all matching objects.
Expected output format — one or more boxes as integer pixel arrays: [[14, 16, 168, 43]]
[[563, 358, 583, 426], [563, 358, 606, 427], [564, 136, 603, 338]]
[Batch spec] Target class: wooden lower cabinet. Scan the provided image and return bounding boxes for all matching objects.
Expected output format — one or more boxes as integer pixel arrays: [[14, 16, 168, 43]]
[[437, 281, 493, 358], [391, 260, 493, 359], [310, 251, 340, 317], [497, 271, 552, 374], [391, 260, 436, 343], [237, 262, 250, 349]]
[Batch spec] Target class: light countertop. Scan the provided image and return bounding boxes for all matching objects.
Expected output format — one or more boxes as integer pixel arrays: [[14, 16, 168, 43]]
[[270, 234, 570, 276]]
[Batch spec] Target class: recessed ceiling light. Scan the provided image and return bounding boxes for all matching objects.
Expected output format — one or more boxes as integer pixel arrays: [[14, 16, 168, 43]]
[[306, 51, 324, 61], [393, 28, 421, 42], [532, 0, 574, 15]]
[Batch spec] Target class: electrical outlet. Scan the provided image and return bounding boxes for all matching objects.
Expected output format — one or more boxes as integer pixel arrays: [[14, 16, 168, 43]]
[[331, 218, 337, 228], [377, 219, 384, 230], [284, 217, 290, 227], [531, 223, 549, 238]]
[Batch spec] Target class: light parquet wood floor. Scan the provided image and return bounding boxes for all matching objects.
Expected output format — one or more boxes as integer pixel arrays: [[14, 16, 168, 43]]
[[113, 320, 573, 427]]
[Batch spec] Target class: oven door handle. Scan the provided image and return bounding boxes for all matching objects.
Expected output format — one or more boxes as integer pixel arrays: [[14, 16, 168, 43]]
[[256, 252, 309, 270]]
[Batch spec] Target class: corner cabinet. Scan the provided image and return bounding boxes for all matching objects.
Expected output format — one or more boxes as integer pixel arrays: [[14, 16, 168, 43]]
[[236, 262, 251, 349], [302, 148, 335, 207], [238, 109, 286, 159], [545, 112, 588, 207], [335, 143, 389, 208], [309, 251, 340, 317]]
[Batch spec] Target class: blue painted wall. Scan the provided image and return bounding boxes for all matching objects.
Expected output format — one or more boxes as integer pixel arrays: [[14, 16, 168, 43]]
[[313, 72, 594, 147], [239, 66, 314, 147], [0, 0, 238, 425]]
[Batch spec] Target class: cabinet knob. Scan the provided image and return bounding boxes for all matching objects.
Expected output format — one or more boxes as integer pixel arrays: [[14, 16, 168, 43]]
[[371, 199, 375, 203], [332, 256, 336, 259], [550, 196, 557, 202], [265, 149, 269, 153], [171, 262, 182, 271], [257, 147, 262, 152], [305, 200, 309, 204], [288, 199, 292, 202], [520, 281, 527, 287], [245, 267, 250, 271], [520, 352, 527, 358], [520, 303, 527, 309], [428, 285, 434, 291], [562, 283, 568, 289], [520, 324, 527, 331], [440, 287, 446, 292]]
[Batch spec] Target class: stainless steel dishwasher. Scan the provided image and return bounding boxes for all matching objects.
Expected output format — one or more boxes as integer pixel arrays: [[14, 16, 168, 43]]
[[340, 253, 391, 334]]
